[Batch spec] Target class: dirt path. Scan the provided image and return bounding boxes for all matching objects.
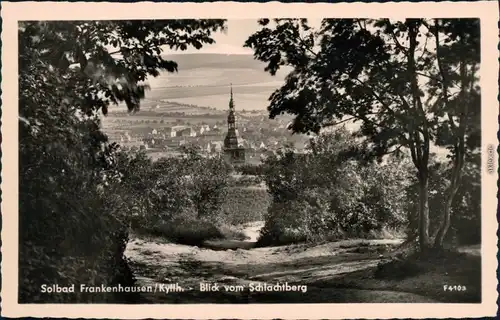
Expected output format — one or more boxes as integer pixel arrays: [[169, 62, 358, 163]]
[[202, 221, 264, 250], [241, 221, 264, 242], [125, 222, 438, 303]]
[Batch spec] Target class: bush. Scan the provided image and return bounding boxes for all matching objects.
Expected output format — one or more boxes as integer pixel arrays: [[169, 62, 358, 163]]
[[258, 129, 412, 246], [139, 219, 225, 246], [256, 201, 310, 247], [221, 186, 271, 225], [405, 156, 481, 246], [19, 130, 139, 303], [128, 148, 237, 245], [127, 149, 268, 245]]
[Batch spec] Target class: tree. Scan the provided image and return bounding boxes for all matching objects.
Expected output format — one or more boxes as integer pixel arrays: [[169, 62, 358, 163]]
[[21, 20, 226, 115], [245, 18, 480, 252], [258, 129, 411, 246], [19, 19, 226, 302], [429, 20, 480, 248], [179, 147, 231, 221]]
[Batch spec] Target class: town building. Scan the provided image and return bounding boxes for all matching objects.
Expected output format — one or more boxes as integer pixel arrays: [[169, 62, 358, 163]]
[[223, 85, 246, 164], [199, 124, 211, 135], [176, 127, 197, 137]]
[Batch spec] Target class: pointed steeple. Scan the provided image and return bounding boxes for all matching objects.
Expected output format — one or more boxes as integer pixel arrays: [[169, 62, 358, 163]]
[[223, 82, 246, 164], [229, 83, 234, 110], [227, 84, 236, 130]]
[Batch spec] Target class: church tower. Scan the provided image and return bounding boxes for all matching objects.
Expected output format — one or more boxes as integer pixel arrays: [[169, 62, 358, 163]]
[[223, 84, 246, 164]]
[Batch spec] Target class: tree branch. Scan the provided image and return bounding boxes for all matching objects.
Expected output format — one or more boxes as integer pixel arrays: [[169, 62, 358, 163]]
[[384, 19, 408, 54], [407, 21, 430, 166], [408, 132, 420, 168], [385, 144, 404, 155], [322, 116, 357, 127], [356, 19, 366, 31], [433, 19, 452, 130]]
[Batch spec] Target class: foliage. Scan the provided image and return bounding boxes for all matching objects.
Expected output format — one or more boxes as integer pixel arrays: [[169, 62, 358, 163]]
[[123, 148, 268, 244], [258, 129, 412, 246], [180, 150, 232, 221], [122, 148, 234, 246], [19, 19, 226, 302], [20, 20, 225, 115], [221, 187, 271, 225], [245, 18, 480, 251], [234, 163, 266, 176], [405, 154, 481, 245]]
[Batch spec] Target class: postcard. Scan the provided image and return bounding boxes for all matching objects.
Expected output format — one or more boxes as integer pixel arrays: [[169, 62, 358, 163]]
[[1, 1, 498, 318]]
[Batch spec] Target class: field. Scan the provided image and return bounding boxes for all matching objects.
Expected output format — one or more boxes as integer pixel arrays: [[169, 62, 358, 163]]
[[108, 53, 288, 112], [222, 186, 271, 225]]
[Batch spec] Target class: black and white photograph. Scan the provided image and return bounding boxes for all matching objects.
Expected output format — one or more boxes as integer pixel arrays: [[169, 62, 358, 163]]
[[2, 1, 499, 318]]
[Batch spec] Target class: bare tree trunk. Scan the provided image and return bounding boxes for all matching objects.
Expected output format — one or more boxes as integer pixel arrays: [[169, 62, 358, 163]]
[[417, 171, 431, 252], [432, 31, 470, 249], [407, 20, 431, 254], [433, 183, 459, 248]]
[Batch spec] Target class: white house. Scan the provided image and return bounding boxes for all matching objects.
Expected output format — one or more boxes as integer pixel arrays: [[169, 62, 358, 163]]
[[199, 124, 211, 135]]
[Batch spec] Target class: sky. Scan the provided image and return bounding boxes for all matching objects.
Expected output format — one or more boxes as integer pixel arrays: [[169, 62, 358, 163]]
[[162, 19, 260, 55], [162, 19, 322, 55]]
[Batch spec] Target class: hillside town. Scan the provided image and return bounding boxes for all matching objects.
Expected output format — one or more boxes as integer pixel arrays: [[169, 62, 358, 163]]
[[105, 87, 310, 163]]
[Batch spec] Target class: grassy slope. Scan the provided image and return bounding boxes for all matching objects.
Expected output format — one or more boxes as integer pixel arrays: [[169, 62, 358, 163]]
[[139, 53, 288, 111], [322, 250, 481, 303], [126, 235, 480, 303]]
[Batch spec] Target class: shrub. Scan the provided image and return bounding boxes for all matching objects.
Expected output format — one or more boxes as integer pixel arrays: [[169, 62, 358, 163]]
[[258, 129, 412, 246], [128, 149, 237, 245], [19, 132, 139, 303], [221, 186, 271, 225], [140, 219, 225, 246], [405, 155, 481, 246]]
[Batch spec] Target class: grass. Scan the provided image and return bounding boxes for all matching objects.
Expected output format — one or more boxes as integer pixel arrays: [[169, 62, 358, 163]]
[[257, 225, 407, 248], [134, 217, 249, 247], [319, 249, 481, 303]]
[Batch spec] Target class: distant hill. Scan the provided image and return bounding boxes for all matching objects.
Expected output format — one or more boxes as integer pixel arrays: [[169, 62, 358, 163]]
[[162, 53, 270, 71], [137, 53, 289, 111]]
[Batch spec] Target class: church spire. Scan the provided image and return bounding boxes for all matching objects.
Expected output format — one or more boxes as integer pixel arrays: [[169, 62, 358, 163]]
[[223, 82, 246, 164], [227, 84, 236, 130], [229, 83, 234, 110]]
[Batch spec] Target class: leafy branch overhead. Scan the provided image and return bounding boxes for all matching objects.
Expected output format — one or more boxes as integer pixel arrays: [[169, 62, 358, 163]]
[[246, 18, 480, 251], [245, 18, 480, 160], [20, 20, 226, 116], [18, 19, 228, 302]]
